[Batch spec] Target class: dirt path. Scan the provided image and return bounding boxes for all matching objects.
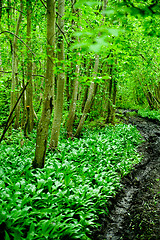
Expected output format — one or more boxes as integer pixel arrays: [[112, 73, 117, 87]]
[[92, 116, 160, 240]]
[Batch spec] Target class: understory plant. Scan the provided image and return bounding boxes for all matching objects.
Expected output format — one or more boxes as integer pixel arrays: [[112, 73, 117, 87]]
[[138, 109, 160, 121], [0, 124, 142, 240]]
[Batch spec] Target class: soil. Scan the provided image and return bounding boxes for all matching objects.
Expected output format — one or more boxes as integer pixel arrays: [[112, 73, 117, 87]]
[[91, 115, 160, 240]]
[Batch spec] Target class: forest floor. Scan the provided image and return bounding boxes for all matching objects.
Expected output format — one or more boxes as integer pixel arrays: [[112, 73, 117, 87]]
[[92, 115, 160, 240]]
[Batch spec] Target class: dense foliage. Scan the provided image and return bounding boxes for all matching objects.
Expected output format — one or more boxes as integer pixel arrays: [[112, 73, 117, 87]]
[[138, 109, 160, 121], [0, 124, 142, 239]]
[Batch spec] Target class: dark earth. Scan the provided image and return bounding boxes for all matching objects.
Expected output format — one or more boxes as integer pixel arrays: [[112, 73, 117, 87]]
[[91, 114, 160, 240]]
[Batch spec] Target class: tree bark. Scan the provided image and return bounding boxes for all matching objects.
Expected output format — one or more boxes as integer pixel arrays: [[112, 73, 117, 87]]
[[66, 53, 80, 138], [10, 0, 23, 129], [110, 78, 117, 124], [106, 64, 113, 124], [33, 0, 55, 168], [26, 0, 34, 133], [74, 54, 99, 137], [49, 0, 65, 149]]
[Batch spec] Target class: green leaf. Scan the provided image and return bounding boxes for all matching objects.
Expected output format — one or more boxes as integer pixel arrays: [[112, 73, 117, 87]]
[[5, 231, 10, 240]]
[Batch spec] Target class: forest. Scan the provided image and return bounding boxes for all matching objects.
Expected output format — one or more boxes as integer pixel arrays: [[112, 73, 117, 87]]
[[0, 0, 160, 239]]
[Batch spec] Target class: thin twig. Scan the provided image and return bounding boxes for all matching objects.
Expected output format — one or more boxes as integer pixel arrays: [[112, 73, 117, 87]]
[[56, 23, 70, 46], [0, 30, 42, 69], [39, 0, 47, 9], [0, 7, 26, 15], [0, 71, 45, 78]]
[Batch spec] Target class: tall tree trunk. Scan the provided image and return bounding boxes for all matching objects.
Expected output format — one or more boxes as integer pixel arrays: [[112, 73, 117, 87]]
[[21, 62, 26, 130], [66, 53, 80, 138], [25, 0, 34, 133], [10, 0, 23, 129], [74, 54, 99, 137], [81, 87, 89, 112], [49, 0, 65, 149], [7, 0, 13, 53], [66, 53, 71, 106], [110, 78, 117, 124], [33, 0, 55, 168], [106, 65, 113, 123]]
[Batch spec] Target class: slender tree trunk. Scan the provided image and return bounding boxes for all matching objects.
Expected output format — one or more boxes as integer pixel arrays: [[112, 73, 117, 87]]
[[137, 77, 154, 110], [66, 54, 70, 106], [10, 0, 23, 129], [66, 53, 80, 138], [155, 82, 160, 107], [49, 0, 65, 149], [81, 87, 89, 112], [106, 65, 113, 123], [103, 0, 108, 12], [26, 0, 34, 133], [14, 59, 20, 128], [33, 0, 55, 168], [7, 0, 12, 53], [74, 55, 99, 137], [110, 78, 117, 124], [0, 0, 2, 21], [21, 62, 26, 130], [87, 83, 98, 117], [157, 82, 160, 101]]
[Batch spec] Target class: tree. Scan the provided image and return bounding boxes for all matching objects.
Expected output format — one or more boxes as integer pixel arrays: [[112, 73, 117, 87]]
[[33, 0, 55, 168], [74, 54, 99, 137], [10, 0, 23, 129], [66, 52, 80, 138], [49, 0, 65, 149], [25, 0, 34, 134]]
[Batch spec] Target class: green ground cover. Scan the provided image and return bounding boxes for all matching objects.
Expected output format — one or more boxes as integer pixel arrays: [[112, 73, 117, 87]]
[[138, 109, 160, 121], [0, 124, 142, 240]]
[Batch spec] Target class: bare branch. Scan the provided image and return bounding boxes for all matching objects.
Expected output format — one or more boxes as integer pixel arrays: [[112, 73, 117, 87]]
[[39, 0, 47, 9], [0, 30, 42, 69], [0, 6, 26, 15], [0, 71, 46, 78], [56, 22, 69, 46]]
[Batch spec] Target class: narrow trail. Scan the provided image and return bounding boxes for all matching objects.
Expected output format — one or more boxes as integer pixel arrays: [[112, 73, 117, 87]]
[[92, 115, 160, 240]]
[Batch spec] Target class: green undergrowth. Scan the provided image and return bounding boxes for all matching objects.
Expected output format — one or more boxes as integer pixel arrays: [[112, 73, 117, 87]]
[[138, 109, 160, 121], [0, 124, 142, 240]]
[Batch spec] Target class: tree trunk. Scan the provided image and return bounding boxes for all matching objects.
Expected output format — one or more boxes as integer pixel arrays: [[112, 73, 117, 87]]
[[66, 53, 80, 138], [66, 53, 70, 106], [110, 78, 117, 124], [21, 63, 26, 130], [10, 0, 23, 129], [49, 0, 65, 149], [137, 77, 155, 110], [33, 0, 55, 168], [26, 0, 34, 133], [74, 54, 99, 137], [81, 87, 89, 112], [106, 65, 113, 123], [0, 0, 2, 21]]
